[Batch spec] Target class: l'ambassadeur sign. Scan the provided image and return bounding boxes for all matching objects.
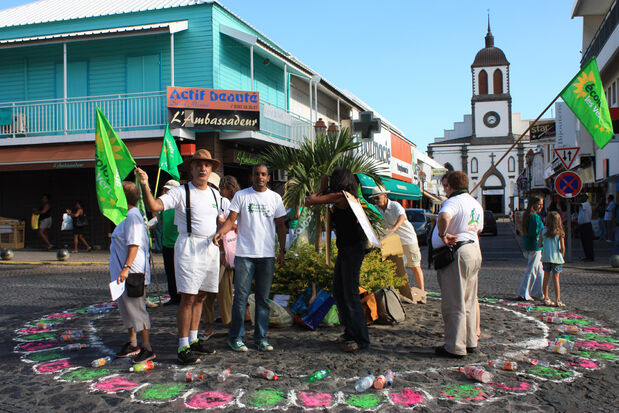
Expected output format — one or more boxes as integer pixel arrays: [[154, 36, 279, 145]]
[[167, 86, 260, 131]]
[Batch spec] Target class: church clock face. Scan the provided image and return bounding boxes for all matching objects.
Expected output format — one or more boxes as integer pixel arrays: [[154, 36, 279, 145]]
[[483, 111, 500, 128]]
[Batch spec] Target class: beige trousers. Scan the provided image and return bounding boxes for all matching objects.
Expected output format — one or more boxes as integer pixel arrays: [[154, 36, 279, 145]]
[[436, 242, 482, 355], [203, 265, 234, 325]]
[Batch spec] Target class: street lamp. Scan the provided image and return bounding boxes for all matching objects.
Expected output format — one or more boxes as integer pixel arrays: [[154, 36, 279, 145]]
[[314, 118, 327, 136], [525, 149, 534, 195], [327, 122, 339, 138]]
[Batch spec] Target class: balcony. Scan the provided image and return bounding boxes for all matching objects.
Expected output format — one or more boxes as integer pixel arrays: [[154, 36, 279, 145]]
[[0, 91, 310, 146]]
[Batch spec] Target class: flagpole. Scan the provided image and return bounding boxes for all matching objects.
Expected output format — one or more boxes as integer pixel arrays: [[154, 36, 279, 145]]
[[154, 168, 162, 198], [470, 94, 561, 194]]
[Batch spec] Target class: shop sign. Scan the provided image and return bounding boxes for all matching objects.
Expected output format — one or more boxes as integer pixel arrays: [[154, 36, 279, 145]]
[[482, 188, 504, 195], [52, 162, 84, 169], [167, 86, 260, 131], [233, 151, 261, 166], [530, 120, 556, 141], [360, 140, 391, 164], [432, 168, 448, 178]]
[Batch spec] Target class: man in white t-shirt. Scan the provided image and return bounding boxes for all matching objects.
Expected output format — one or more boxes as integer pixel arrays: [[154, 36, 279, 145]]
[[214, 164, 287, 353], [370, 187, 425, 302], [432, 171, 484, 358], [137, 149, 222, 365]]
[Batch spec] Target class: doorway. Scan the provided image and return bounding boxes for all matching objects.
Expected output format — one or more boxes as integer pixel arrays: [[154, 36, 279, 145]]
[[484, 194, 504, 214]]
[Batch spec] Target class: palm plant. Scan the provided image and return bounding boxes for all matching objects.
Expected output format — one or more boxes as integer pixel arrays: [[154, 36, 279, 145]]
[[261, 128, 386, 251]]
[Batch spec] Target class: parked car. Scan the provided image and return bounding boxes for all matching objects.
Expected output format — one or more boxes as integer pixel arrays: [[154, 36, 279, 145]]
[[481, 210, 498, 236], [405, 208, 431, 245]]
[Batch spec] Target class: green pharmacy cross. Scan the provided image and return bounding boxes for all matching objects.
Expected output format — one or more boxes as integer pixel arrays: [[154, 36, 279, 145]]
[[352, 111, 381, 141]]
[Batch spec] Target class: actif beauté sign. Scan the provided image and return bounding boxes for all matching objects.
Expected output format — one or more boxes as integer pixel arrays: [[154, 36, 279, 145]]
[[167, 86, 260, 131]]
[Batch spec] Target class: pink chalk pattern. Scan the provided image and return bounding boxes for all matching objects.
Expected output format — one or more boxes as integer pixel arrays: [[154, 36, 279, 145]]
[[35, 359, 72, 374], [186, 391, 234, 409], [390, 388, 424, 406], [298, 392, 333, 408], [95, 376, 140, 392]]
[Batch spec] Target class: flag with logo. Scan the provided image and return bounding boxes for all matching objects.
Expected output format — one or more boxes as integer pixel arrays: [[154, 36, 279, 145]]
[[95, 107, 137, 224], [159, 124, 183, 180], [559, 58, 614, 149]]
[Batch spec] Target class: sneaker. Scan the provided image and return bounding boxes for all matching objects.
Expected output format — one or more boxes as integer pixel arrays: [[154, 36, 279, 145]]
[[116, 342, 140, 358], [177, 345, 201, 365], [145, 299, 159, 308], [229, 340, 249, 352], [133, 348, 156, 363], [190, 339, 216, 355], [256, 341, 274, 352]]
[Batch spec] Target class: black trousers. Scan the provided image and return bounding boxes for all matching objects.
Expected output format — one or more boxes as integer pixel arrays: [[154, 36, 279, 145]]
[[162, 246, 180, 303], [332, 243, 370, 348], [578, 223, 594, 260]]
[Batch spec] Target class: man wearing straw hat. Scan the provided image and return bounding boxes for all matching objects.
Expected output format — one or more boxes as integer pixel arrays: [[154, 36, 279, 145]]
[[136, 149, 223, 364]]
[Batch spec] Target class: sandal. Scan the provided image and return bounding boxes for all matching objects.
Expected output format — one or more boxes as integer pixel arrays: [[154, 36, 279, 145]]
[[343, 341, 360, 352], [556, 301, 566, 307], [543, 298, 555, 306]]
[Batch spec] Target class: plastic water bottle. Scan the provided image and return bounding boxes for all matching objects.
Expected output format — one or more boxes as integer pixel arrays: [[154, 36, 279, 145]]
[[308, 369, 330, 382], [129, 361, 154, 372], [91, 356, 113, 367], [217, 369, 231, 383], [373, 375, 386, 389], [541, 312, 562, 323], [546, 342, 568, 354], [385, 370, 394, 386], [354, 374, 375, 392], [525, 305, 533, 312], [256, 366, 278, 381], [87, 307, 110, 314], [519, 355, 550, 367], [557, 325, 581, 335], [58, 330, 85, 342], [37, 322, 55, 330], [488, 360, 518, 371], [554, 338, 575, 350], [173, 372, 203, 382], [458, 366, 493, 383], [61, 343, 88, 351]]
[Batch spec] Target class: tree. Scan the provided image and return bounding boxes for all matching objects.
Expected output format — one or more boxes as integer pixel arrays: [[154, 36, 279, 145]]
[[261, 128, 385, 252]]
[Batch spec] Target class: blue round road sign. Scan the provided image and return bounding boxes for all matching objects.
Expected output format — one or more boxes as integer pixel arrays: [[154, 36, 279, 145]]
[[555, 171, 582, 198]]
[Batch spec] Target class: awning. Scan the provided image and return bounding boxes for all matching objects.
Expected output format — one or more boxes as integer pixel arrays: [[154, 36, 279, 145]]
[[357, 174, 422, 201], [421, 189, 443, 203]]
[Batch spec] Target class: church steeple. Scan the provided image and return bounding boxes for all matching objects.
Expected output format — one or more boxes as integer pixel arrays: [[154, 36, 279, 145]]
[[485, 14, 494, 48]]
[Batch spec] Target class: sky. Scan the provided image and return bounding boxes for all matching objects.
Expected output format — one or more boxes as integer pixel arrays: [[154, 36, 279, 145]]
[[0, 0, 584, 152]]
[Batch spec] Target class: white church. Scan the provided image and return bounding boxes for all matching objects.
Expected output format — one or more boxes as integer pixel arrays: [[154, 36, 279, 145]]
[[427, 22, 538, 215]]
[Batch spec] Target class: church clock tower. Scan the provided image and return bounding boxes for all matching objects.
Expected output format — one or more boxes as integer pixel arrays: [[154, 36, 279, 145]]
[[471, 19, 512, 142]]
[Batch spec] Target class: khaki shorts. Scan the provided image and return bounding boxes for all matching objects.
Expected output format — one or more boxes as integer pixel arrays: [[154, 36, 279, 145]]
[[403, 243, 421, 267]]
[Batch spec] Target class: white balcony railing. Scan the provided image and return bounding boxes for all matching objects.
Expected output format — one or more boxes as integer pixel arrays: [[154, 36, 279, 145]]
[[0, 91, 311, 145]]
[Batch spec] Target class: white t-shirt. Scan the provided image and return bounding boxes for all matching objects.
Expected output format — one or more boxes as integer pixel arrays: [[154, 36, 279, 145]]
[[431, 193, 484, 248], [378, 200, 418, 246], [578, 201, 592, 224], [159, 182, 222, 237], [109, 207, 151, 284], [221, 197, 231, 219], [604, 201, 616, 221], [229, 187, 287, 258]]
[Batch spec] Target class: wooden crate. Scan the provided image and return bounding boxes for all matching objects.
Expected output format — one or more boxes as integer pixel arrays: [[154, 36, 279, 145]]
[[0, 217, 25, 249]]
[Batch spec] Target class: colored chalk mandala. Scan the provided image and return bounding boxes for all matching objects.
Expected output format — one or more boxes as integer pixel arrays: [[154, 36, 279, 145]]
[[12, 297, 617, 410]]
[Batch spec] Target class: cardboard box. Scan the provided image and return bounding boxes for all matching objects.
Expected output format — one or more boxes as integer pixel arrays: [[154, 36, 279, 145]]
[[380, 232, 403, 260]]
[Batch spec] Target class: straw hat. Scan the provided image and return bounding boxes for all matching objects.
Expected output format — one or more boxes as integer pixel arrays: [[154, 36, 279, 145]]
[[183, 149, 221, 171], [207, 172, 221, 190], [163, 180, 180, 190], [368, 185, 390, 198]]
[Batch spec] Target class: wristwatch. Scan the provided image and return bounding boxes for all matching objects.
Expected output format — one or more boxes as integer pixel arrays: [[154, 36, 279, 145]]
[[438, 233, 446, 238], [123, 264, 131, 269]]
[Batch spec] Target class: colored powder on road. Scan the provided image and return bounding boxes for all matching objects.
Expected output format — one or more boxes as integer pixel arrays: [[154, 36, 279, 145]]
[[186, 391, 234, 409], [22, 332, 57, 341], [575, 340, 615, 350], [44, 312, 78, 319], [580, 333, 616, 343], [490, 381, 531, 392], [346, 393, 382, 408], [60, 368, 111, 381], [566, 359, 599, 369], [534, 306, 558, 312], [561, 318, 591, 326], [35, 359, 72, 373], [560, 314, 584, 319], [442, 384, 488, 401], [575, 350, 617, 361], [18, 327, 48, 334], [24, 349, 63, 362], [581, 327, 611, 334], [298, 392, 332, 408], [18, 341, 56, 352], [246, 388, 285, 407], [527, 366, 574, 380], [137, 383, 186, 401], [390, 388, 424, 406], [95, 376, 139, 392], [33, 319, 58, 325], [426, 292, 440, 297]]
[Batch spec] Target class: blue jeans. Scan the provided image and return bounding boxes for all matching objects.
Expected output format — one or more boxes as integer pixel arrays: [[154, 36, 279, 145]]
[[229, 256, 274, 345]]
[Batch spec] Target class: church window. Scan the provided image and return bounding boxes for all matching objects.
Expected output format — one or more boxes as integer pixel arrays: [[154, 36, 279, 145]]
[[478, 70, 488, 95], [471, 157, 478, 173], [493, 69, 503, 94], [508, 156, 515, 172]]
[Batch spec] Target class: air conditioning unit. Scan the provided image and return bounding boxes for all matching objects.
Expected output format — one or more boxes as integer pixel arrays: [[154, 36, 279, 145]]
[[273, 169, 288, 182]]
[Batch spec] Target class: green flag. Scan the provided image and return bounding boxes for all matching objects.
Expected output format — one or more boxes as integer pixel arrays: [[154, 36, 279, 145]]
[[559, 58, 614, 149], [159, 124, 183, 180], [94, 107, 137, 225]]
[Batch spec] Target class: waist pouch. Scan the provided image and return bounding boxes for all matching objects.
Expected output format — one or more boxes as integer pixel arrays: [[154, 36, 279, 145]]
[[126, 273, 145, 297], [432, 240, 474, 270]]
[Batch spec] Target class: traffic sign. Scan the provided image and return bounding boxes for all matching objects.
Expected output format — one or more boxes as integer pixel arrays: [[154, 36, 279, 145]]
[[555, 171, 582, 198], [554, 147, 580, 170]]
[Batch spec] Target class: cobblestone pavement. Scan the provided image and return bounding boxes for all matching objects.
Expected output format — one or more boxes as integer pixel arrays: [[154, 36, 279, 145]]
[[0, 221, 616, 412]]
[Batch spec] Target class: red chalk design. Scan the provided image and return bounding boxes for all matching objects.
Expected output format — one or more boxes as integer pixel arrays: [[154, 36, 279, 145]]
[[44, 312, 77, 319], [35, 359, 72, 373], [298, 392, 333, 407], [390, 388, 424, 406], [490, 381, 531, 392], [561, 314, 584, 319], [581, 327, 612, 334], [576, 340, 615, 350], [186, 391, 233, 408], [566, 358, 599, 369], [18, 341, 56, 352], [95, 376, 139, 392]]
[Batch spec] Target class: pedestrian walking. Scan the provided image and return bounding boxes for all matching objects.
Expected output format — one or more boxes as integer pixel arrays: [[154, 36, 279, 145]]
[[369, 186, 426, 301], [540, 211, 566, 307], [517, 196, 545, 301], [431, 171, 483, 358], [137, 149, 222, 364], [604, 195, 615, 242], [66, 201, 92, 253], [214, 165, 287, 352], [305, 169, 370, 352], [577, 197, 594, 261], [111, 181, 155, 363], [159, 179, 181, 306], [33, 194, 53, 250]]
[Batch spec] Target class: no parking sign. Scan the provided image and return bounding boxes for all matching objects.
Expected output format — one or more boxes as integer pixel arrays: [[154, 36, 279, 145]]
[[555, 171, 582, 198]]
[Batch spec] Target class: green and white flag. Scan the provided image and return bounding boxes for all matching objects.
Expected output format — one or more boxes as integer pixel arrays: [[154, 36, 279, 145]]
[[559, 58, 614, 149], [94, 107, 136, 225], [159, 124, 183, 180]]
